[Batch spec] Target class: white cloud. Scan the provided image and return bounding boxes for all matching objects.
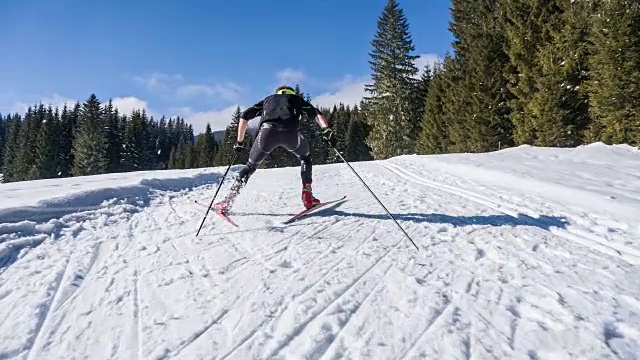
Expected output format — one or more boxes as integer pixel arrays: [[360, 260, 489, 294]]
[[414, 53, 442, 78], [1, 93, 78, 114], [112, 96, 150, 116], [276, 68, 306, 84], [311, 75, 370, 109], [40, 94, 78, 109], [309, 53, 443, 109], [134, 72, 245, 103], [175, 82, 243, 102], [134, 72, 184, 92], [172, 105, 240, 133]]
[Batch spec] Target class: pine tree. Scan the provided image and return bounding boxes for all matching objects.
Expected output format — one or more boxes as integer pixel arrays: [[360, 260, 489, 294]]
[[2, 115, 22, 182], [416, 65, 432, 119], [437, 55, 469, 152], [15, 106, 42, 180], [168, 146, 178, 169], [142, 111, 160, 170], [363, 0, 421, 159], [121, 110, 147, 172], [448, 0, 514, 152], [0, 114, 5, 170], [216, 106, 252, 166], [195, 123, 217, 168], [345, 103, 373, 161], [173, 140, 187, 169], [184, 140, 194, 169], [34, 106, 59, 179], [104, 100, 123, 173], [73, 94, 109, 176], [500, 0, 562, 145], [417, 61, 450, 154], [57, 103, 79, 177], [155, 116, 170, 168], [587, 0, 640, 144], [523, 0, 591, 147]]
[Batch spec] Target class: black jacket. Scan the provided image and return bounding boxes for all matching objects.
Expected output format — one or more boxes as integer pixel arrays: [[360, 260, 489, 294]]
[[241, 93, 321, 130]]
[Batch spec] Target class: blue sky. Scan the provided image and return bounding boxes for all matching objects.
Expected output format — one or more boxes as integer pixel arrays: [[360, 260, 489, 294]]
[[0, 0, 454, 132]]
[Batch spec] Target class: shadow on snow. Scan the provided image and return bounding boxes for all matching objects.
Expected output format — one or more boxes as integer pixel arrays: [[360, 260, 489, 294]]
[[306, 209, 569, 232]]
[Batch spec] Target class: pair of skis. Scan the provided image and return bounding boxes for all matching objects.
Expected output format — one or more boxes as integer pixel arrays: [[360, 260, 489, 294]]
[[199, 196, 347, 228]]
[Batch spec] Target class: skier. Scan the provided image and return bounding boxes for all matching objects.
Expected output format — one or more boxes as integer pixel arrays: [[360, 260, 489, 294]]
[[214, 85, 336, 214]]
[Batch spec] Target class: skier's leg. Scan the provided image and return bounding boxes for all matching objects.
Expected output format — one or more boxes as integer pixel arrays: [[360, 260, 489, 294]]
[[239, 127, 279, 182], [283, 131, 312, 185], [215, 128, 277, 212], [283, 131, 319, 208]]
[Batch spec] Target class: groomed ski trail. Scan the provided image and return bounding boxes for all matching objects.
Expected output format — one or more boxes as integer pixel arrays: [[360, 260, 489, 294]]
[[1, 144, 639, 359]]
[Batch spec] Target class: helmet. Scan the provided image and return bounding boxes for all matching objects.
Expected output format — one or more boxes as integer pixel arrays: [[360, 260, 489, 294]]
[[275, 85, 295, 95]]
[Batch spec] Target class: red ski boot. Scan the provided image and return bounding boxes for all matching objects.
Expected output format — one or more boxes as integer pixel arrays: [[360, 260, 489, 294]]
[[301, 183, 321, 209]]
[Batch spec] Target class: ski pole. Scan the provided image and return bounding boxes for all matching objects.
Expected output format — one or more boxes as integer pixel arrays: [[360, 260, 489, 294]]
[[332, 148, 419, 251], [196, 153, 238, 237]]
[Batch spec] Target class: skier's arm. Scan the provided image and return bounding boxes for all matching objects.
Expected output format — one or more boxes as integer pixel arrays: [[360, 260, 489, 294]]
[[241, 100, 263, 121], [237, 100, 263, 142], [237, 118, 249, 142], [315, 113, 329, 129], [298, 97, 329, 129]]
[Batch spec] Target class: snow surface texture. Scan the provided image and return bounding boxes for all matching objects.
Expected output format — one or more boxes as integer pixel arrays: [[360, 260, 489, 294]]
[[1, 142, 639, 360]]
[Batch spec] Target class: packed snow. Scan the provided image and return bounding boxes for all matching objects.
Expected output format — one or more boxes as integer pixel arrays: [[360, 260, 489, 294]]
[[1, 142, 639, 360]]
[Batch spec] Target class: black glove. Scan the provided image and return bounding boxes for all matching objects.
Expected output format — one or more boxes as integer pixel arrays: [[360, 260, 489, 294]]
[[321, 128, 337, 147], [233, 141, 244, 153]]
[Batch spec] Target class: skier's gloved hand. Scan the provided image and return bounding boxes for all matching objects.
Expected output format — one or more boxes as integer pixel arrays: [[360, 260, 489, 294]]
[[233, 141, 244, 153], [321, 128, 337, 147]]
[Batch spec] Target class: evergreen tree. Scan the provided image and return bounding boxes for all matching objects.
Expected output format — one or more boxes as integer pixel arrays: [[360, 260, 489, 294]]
[[438, 55, 469, 152], [15, 106, 42, 180], [587, 0, 640, 144], [184, 140, 194, 169], [417, 61, 450, 154], [195, 123, 217, 167], [72, 94, 108, 176], [416, 65, 432, 119], [345, 103, 373, 161], [34, 106, 59, 179], [172, 140, 187, 169], [525, 0, 591, 147], [0, 114, 5, 170], [2, 115, 22, 182], [448, 0, 514, 152], [500, 0, 562, 145], [216, 106, 252, 166], [168, 146, 178, 169], [155, 116, 170, 169], [121, 110, 147, 172], [57, 103, 80, 177], [104, 100, 123, 173], [142, 111, 160, 170], [363, 0, 421, 159]]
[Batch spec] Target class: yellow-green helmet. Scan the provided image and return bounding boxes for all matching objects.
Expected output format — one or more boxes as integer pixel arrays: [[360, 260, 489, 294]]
[[275, 85, 295, 95]]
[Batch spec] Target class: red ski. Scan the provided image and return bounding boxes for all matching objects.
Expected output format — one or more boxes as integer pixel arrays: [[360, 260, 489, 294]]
[[283, 196, 347, 224], [196, 201, 240, 228], [214, 210, 239, 228]]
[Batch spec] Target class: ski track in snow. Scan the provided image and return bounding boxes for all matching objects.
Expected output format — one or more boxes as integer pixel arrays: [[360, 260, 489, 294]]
[[1, 144, 640, 359]]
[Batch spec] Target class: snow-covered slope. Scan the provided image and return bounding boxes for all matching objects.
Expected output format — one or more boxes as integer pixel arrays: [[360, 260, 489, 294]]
[[1, 143, 639, 360]]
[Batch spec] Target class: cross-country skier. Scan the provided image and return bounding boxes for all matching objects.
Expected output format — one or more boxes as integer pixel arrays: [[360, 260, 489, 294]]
[[214, 85, 337, 214]]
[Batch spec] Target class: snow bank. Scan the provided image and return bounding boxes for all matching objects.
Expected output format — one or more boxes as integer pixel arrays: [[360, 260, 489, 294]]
[[0, 167, 236, 224]]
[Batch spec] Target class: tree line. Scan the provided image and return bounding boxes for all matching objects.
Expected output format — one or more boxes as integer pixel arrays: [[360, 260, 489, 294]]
[[0, 88, 372, 183], [388, 0, 638, 156], [2, 0, 639, 183]]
